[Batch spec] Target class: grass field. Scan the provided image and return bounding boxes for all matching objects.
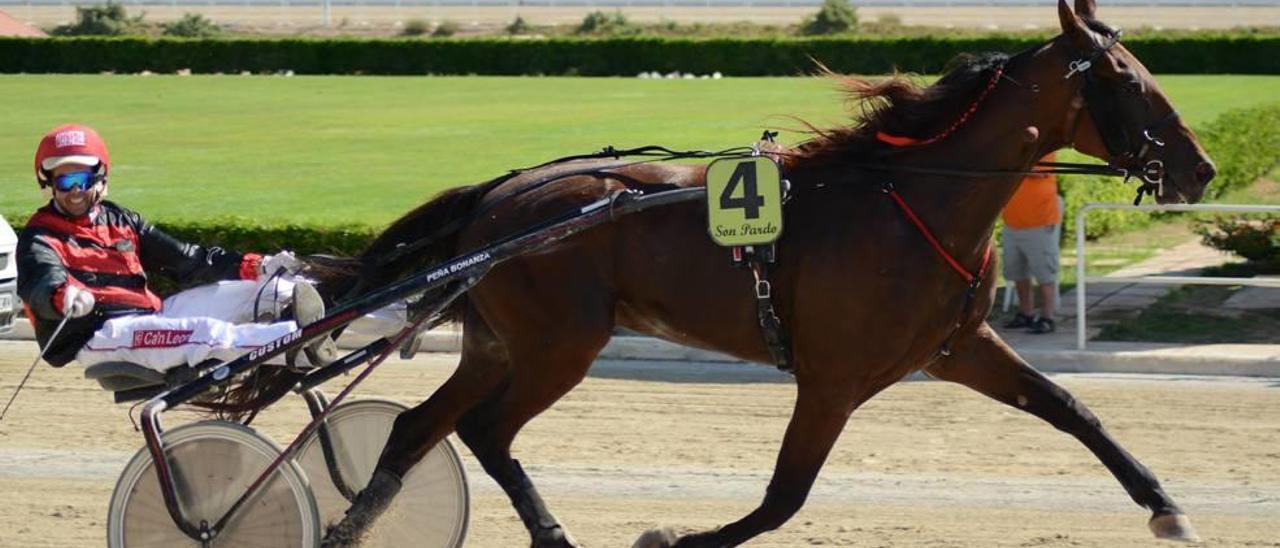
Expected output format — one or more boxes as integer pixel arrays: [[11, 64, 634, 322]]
[[3, 74, 1278, 226]]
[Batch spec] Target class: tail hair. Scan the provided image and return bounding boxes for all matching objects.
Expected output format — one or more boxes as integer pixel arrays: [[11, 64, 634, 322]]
[[304, 177, 502, 325]]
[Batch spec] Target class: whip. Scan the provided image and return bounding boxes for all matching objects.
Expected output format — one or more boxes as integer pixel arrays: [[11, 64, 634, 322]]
[[0, 314, 71, 421]]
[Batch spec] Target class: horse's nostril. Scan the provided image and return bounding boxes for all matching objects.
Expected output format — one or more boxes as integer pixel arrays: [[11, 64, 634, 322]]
[[1195, 162, 1216, 185]]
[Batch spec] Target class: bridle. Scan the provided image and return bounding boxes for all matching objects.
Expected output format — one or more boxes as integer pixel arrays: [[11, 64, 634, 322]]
[[1063, 28, 1180, 204]]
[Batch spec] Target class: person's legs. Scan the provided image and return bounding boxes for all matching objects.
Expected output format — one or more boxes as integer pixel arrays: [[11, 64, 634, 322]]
[[1002, 227, 1036, 328], [1027, 224, 1061, 334], [344, 300, 411, 339], [164, 277, 409, 340], [1039, 282, 1058, 318], [1016, 280, 1035, 316], [161, 277, 296, 323], [76, 314, 298, 372]]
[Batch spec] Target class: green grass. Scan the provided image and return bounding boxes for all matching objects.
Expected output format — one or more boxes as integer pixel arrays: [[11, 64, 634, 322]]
[[2, 74, 1277, 226]]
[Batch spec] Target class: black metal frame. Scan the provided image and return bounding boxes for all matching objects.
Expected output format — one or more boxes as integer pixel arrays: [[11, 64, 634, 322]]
[[132, 186, 707, 542]]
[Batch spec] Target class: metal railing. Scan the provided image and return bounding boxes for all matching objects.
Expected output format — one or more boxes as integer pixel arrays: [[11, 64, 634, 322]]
[[1074, 203, 1280, 350]]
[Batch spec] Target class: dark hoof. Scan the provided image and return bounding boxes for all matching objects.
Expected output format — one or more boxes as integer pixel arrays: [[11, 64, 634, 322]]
[[632, 527, 678, 548], [320, 469, 404, 548], [1149, 512, 1201, 543], [321, 521, 361, 548], [532, 524, 580, 547], [671, 530, 720, 548]]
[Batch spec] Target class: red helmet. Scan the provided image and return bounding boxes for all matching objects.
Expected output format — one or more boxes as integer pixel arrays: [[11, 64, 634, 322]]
[[34, 124, 110, 188]]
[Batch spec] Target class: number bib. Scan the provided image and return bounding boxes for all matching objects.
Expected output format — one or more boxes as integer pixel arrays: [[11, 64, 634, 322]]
[[705, 156, 785, 247]]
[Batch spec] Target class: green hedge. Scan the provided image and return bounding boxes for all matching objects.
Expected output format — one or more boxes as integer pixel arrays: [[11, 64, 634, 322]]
[[1196, 103, 1280, 201], [1062, 101, 1280, 240], [4, 34, 1280, 76], [1195, 216, 1280, 272], [6, 215, 378, 257], [6, 216, 378, 295]]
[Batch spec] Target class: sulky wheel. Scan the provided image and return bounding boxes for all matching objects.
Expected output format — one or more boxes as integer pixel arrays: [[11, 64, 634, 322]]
[[296, 398, 469, 547], [107, 420, 320, 547]]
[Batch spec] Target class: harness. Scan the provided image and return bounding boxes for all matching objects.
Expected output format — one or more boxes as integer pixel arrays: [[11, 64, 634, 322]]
[[1068, 30, 1181, 204], [728, 132, 793, 371], [863, 28, 1174, 358], [360, 30, 1166, 371]]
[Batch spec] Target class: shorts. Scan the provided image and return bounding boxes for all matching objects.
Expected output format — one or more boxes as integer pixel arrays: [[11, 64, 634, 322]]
[[1001, 225, 1060, 284]]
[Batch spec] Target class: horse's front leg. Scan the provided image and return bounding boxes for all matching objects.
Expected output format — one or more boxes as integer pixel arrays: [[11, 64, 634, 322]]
[[925, 323, 1199, 542], [635, 370, 883, 548]]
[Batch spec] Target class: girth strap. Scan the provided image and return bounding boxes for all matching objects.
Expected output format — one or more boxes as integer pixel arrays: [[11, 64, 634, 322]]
[[882, 183, 992, 285], [882, 182, 992, 357], [736, 246, 793, 373]]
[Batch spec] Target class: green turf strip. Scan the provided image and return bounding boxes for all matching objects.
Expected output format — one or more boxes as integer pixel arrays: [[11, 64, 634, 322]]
[[3, 75, 1277, 225]]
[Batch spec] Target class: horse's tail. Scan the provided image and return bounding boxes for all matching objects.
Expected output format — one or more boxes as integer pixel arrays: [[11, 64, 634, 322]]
[[306, 176, 505, 324]]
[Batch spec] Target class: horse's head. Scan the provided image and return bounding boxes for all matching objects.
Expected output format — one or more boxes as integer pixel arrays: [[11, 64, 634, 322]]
[[1048, 0, 1215, 203]]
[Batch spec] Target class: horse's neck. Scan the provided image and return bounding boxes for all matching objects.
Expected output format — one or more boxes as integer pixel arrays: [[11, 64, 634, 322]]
[[881, 82, 1073, 255]]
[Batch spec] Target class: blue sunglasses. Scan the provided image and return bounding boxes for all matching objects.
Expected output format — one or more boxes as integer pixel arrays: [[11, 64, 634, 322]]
[[51, 170, 101, 192]]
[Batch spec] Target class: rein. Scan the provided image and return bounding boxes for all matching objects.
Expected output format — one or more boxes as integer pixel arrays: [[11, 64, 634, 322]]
[[372, 145, 753, 269]]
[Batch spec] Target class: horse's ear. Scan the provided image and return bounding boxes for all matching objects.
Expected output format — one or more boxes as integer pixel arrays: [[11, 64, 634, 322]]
[[1075, 0, 1097, 19], [1057, 0, 1092, 47]]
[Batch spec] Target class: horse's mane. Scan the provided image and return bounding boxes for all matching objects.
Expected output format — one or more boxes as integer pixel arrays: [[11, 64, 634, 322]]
[[1081, 16, 1119, 39], [793, 51, 1011, 166]]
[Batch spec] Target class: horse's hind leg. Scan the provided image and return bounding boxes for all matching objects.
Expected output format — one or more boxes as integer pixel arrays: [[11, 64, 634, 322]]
[[454, 329, 608, 548], [925, 324, 1199, 542], [322, 310, 511, 547]]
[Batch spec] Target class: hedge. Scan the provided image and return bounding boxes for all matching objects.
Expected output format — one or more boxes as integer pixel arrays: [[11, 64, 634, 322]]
[[1194, 216, 1280, 273], [5, 214, 377, 258], [3, 215, 377, 295], [4, 34, 1280, 76], [1061, 101, 1280, 240]]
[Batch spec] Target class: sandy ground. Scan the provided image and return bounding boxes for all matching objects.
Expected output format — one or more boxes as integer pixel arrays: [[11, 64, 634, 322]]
[[0, 339, 1277, 547], [10, 5, 1279, 31]]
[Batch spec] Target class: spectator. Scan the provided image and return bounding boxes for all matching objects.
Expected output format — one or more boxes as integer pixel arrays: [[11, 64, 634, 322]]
[[1001, 153, 1063, 334]]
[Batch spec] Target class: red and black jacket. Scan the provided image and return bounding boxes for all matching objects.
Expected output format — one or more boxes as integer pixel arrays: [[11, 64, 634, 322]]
[[17, 201, 262, 367]]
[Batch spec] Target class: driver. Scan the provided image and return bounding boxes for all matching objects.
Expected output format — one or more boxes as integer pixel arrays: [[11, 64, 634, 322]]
[[16, 124, 337, 373]]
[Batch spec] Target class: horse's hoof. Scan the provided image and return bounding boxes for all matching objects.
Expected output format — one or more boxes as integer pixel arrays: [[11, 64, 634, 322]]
[[532, 524, 580, 548], [1149, 512, 1201, 543], [321, 521, 360, 548], [320, 533, 353, 548], [632, 527, 678, 548]]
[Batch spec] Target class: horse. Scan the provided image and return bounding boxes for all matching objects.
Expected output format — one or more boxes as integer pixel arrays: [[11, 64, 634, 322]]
[[316, 0, 1216, 545]]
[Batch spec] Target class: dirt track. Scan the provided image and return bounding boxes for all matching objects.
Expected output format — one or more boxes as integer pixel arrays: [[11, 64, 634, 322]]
[[0, 339, 1277, 547]]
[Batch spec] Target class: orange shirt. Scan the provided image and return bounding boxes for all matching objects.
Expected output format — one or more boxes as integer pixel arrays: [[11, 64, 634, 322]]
[[1002, 153, 1061, 229]]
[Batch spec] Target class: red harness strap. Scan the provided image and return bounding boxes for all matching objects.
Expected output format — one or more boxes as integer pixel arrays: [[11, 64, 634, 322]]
[[876, 65, 1005, 148], [883, 184, 992, 286]]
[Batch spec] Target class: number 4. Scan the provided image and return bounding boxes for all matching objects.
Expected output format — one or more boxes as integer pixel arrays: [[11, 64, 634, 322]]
[[719, 161, 765, 219]]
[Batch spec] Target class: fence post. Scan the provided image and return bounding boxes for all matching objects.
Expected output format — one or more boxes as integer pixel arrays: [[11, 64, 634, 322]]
[[1075, 204, 1088, 350]]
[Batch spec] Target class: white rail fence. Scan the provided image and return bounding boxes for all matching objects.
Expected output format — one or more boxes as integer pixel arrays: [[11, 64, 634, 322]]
[[1074, 203, 1280, 350]]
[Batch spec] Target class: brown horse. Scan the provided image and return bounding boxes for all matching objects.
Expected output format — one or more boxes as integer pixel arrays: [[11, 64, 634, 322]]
[[318, 0, 1216, 545]]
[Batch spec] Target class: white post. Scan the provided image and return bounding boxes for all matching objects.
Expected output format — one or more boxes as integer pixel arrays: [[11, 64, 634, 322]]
[[1075, 204, 1088, 350], [323, 0, 330, 26]]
